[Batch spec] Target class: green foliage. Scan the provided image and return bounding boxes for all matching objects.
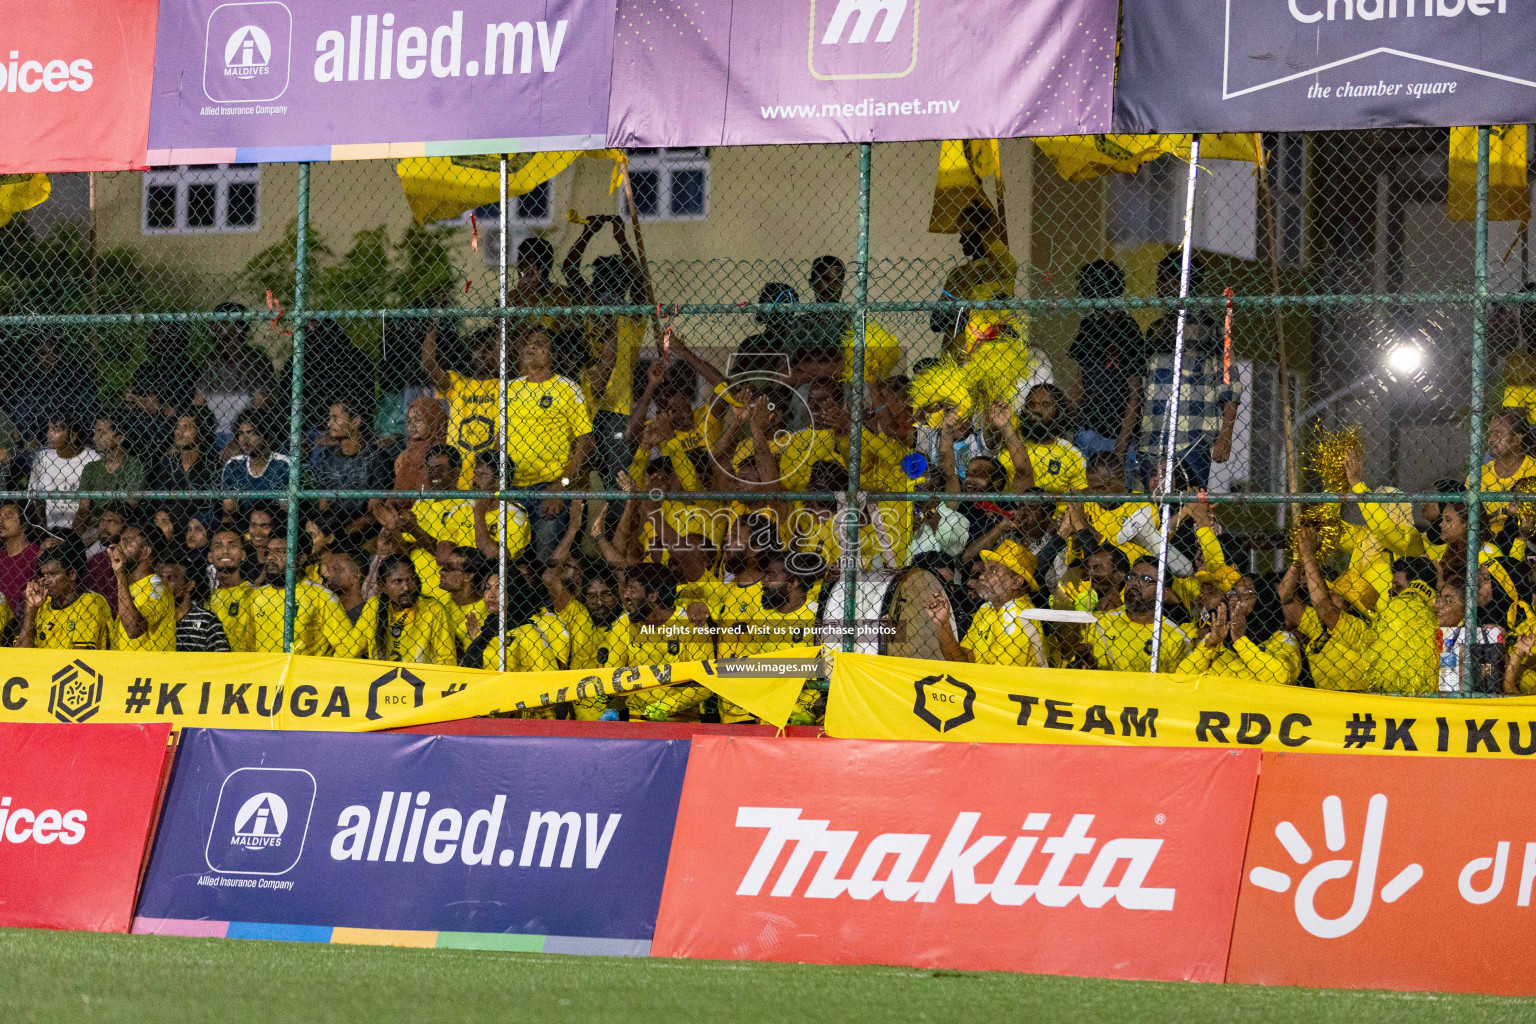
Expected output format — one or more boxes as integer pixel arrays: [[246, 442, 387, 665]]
[[0, 218, 186, 402], [241, 219, 464, 360]]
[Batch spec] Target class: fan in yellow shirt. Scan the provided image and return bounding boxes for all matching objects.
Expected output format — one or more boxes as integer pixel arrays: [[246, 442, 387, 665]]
[[239, 535, 338, 655], [208, 528, 255, 651], [1089, 558, 1194, 672], [108, 526, 176, 652], [420, 327, 504, 489], [435, 546, 490, 656], [18, 550, 110, 650], [994, 386, 1088, 495], [925, 539, 1047, 667], [1471, 409, 1536, 536], [1177, 576, 1301, 685], [357, 555, 458, 666], [596, 563, 717, 722], [505, 329, 594, 489]]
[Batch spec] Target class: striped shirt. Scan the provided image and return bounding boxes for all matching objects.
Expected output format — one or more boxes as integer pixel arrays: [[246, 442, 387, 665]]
[[176, 603, 231, 653]]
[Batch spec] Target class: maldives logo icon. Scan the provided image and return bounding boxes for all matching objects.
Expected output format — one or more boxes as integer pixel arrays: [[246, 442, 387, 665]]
[[205, 767, 315, 875], [203, 2, 291, 103]]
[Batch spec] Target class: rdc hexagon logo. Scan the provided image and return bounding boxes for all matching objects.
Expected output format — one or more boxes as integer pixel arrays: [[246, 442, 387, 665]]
[[912, 673, 975, 733], [365, 667, 427, 720], [48, 660, 103, 723]]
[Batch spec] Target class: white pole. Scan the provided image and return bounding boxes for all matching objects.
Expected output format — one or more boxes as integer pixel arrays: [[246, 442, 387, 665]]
[[498, 157, 509, 671], [1150, 136, 1202, 672]]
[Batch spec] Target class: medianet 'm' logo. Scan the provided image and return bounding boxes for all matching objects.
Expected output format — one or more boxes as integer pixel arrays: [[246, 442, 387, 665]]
[[205, 767, 314, 876], [230, 792, 288, 849]]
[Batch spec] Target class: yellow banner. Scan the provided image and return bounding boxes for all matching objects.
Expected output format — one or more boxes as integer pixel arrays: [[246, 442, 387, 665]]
[[826, 651, 1536, 758], [0, 648, 817, 731]]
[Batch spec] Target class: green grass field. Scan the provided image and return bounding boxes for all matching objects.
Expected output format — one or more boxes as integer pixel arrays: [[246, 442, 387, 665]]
[[2, 928, 1531, 1023]]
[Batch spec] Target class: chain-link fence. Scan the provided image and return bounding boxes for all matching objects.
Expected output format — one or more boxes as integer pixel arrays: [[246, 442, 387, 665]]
[[0, 129, 1528, 720]]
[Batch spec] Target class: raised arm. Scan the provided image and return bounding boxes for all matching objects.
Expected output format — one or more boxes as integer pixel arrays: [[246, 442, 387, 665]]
[[420, 325, 450, 391]]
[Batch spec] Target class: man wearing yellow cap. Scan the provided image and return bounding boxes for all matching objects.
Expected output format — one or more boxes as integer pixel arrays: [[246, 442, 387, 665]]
[[923, 539, 1046, 667]]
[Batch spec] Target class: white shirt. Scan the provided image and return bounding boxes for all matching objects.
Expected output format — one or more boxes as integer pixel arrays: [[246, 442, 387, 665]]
[[29, 447, 101, 528], [908, 503, 971, 559]]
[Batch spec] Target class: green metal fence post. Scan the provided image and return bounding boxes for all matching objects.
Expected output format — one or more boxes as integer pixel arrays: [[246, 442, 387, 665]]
[[1462, 126, 1490, 692], [841, 143, 872, 652], [283, 162, 311, 653]]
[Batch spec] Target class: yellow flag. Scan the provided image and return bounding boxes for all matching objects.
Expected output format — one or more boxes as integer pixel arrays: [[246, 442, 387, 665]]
[[1032, 134, 1262, 183], [396, 150, 626, 225], [929, 139, 1001, 234], [1449, 125, 1529, 223], [0, 173, 50, 227]]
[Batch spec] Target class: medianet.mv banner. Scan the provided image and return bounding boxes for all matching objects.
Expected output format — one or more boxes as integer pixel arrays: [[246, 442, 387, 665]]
[[1116, 0, 1536, 131], [135, 730, 687, 953]]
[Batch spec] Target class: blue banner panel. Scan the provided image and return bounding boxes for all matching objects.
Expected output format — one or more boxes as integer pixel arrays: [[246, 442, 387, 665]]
[[137, 730, 688, 943]]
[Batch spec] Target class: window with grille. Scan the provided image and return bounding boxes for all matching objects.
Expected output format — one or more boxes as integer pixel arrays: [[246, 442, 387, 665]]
[[617, 148, 710, 222], [141, 164, 261, 235], [449, 181, 556, 229]]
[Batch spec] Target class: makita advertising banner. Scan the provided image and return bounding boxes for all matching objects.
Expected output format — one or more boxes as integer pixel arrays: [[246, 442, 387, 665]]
[[606, 0, 1117, 147], [652, 738, 1259, 980], [134, 730, 686, 953], [1229, 753, 1536, 996], [0, 722, 171, 932], [146, 0, 617, 164], [0, 0, 159, 172], [1116, 0, 1536, 132]]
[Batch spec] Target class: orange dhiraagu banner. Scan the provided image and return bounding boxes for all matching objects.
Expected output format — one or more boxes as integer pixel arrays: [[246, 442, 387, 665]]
[[1229, 753, 1536, 997], [0, 0, 159, 172], [653, 738, 1259, 981]]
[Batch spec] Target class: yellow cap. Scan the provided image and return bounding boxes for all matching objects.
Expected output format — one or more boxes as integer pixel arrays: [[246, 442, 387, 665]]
[[980, 539, 1038, 593]]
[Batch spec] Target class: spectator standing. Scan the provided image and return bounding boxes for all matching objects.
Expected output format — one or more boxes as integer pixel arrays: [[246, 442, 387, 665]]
[[11, 338, 96, 447], [74, 414, 147, 530], [1068, 259, 1148, 468], [220, 409, 291, 515], [562, 214, 647, 486], [421, 326, 501, 490], [310, 398, 390, 537], [1137, 254, 1239, 490], [802, 255, 903, 382], [28, 413, 99, 531], [505, 328, 593, 563], [194, 303, 278, 446], [158, 557, 230, 653], [0, 502, 38, 612]]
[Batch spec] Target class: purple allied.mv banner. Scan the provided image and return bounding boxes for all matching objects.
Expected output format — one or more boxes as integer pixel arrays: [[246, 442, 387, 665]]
[[147, 0, 618, 163], [134, 729, 690, 954]]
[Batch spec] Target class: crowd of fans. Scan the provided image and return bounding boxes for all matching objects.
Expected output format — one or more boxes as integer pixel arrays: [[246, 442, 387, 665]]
[[0, 201, 1529, 724]]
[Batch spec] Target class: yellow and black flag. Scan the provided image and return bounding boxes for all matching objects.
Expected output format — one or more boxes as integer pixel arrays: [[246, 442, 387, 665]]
[[929, 139, 1001, 234], [396, 151, 626, 225], [1449, 125, 1529, 224], [1032, 134, 1262, 182]]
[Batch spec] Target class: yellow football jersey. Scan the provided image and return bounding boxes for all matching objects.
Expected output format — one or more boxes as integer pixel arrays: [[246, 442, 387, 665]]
[[111, 574, 176, 652], [1090, 609, 1192, 674], [33, 593, 112, 650], [444, 370, 501, 488], [505, 375, 592, 486], [239, 581, 337, 655], [961, 597, 1048, 667], [212, 582, 255, 652]]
